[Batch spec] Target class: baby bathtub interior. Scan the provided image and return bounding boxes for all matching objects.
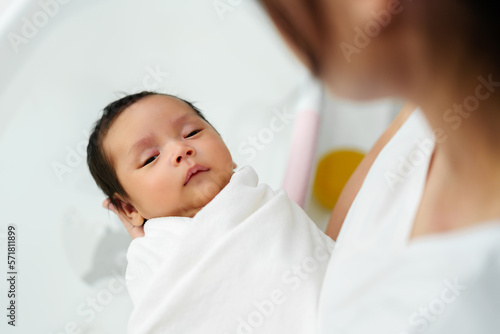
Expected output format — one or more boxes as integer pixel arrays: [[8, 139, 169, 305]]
[[0, 0, 401, 332]]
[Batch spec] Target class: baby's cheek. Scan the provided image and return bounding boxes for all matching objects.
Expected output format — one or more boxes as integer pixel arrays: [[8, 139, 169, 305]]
[[142, 180, 173, 206]]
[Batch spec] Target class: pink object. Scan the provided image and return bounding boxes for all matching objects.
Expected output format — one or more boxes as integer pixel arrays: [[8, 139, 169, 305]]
[[282, 81, 323, 208]]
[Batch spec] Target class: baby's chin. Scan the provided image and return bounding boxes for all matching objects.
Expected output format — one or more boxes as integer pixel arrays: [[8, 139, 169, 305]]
[[148, 172, 233, 219], [184, 175, 232, 216], [190, 185, 224, 211]]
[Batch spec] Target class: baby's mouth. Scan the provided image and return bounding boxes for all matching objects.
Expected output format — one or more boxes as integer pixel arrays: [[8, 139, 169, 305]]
[[184, 165, 210, 185]]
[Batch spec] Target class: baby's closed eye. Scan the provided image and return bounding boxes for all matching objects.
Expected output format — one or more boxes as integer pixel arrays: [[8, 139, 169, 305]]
[[185, 129, 201, 138], [143, 154, 159, 167]]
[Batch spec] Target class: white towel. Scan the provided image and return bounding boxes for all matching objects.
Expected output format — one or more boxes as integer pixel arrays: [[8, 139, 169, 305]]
[[125, 166, 334, 334]]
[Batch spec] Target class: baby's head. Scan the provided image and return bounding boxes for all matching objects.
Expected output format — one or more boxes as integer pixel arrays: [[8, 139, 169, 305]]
[[87, 92, 236, 226]]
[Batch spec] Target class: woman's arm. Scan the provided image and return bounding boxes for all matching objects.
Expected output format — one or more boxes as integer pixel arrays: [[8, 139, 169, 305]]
[[325, 102, 417, 240]]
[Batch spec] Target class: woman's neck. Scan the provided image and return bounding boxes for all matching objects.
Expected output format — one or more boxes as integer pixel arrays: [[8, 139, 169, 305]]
[[418, 69, 500, 173], [408, 69, 500, 239]]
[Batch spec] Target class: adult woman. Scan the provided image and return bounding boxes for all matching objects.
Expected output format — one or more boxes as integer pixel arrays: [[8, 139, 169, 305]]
[[259, 0, 500, 333]]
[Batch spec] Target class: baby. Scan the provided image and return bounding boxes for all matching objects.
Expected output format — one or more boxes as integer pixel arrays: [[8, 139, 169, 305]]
[[87, 92, 334, 334], [87, 91, 235, 225]]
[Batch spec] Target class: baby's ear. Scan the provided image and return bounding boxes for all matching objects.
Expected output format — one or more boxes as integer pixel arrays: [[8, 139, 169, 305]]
[[232, 161, 237, 169], [113, 194, 145, 227]]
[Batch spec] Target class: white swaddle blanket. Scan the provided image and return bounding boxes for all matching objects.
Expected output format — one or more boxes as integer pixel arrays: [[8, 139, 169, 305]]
[[125, 166, 334, 334]]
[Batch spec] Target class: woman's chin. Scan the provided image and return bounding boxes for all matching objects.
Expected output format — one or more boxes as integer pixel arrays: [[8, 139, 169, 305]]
[[327, 79, 392, 101]]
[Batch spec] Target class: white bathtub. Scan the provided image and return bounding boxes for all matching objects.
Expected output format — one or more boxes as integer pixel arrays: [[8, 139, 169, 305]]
[[0, 1, 399, 332]]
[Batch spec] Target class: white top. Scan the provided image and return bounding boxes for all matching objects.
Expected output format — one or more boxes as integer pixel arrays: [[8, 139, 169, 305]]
[[318, 109, 500, 333]]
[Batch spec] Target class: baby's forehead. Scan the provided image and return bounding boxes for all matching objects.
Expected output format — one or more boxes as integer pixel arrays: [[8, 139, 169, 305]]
[[129, 94, 195, 115], [116, 95, 200, 127], [103, 96, 201, 156]]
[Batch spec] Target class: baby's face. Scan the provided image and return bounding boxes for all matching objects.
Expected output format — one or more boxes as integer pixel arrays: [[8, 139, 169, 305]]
[[103, 95, 235, 224]]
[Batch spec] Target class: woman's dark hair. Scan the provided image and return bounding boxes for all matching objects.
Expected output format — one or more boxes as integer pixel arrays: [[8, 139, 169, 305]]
[[258, 0, 326, 76], [87, 91, 211, 209], [258, 0, 500, 73], [457, 0, 500, 66]]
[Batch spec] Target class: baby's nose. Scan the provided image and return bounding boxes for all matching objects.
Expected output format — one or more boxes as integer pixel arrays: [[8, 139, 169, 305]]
[[174, 147, 194, 164]]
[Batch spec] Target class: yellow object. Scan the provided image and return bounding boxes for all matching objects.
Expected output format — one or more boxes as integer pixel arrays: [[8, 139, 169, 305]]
[[313, 149, 365, 209]]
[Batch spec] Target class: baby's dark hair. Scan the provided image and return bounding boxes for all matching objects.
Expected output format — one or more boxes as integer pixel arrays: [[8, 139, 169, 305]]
[[87, 91, 212, 209]]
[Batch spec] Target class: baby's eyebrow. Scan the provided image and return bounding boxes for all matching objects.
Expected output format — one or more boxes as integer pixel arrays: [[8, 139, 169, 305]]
[[128, 136, 154, 159], [126, 113, 197, 160]]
